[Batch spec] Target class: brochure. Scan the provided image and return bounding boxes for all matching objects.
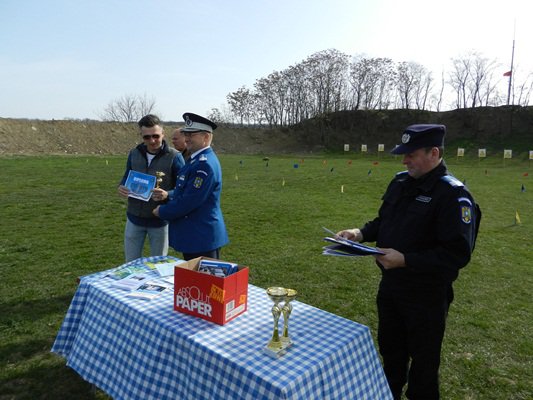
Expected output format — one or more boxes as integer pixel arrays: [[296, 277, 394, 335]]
[[155, 261, 186, 277], [198, 259, 239, 277], [144, 256, 184, 270], [111, 274, 150, 291], [124, 170, 156, 202], [322, 227, 384, 257], [106, 264, 150, 280], [127, 281, 172, 300]]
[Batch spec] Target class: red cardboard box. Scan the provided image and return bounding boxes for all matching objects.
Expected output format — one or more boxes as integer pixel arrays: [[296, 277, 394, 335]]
[[174, 257, 249, 325]]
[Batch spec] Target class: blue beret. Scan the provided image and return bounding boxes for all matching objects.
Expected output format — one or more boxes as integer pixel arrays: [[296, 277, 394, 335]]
[[391, 124, 446, 155], [182, 112, 217, 133]]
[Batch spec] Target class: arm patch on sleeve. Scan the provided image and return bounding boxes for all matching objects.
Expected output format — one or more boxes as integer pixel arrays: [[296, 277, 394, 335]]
[[193, 176, 203, 188]]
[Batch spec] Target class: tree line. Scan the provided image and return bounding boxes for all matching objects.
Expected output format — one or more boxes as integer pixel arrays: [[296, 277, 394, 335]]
[[99, 49, 533, 126], [219, 49, 533, 128]]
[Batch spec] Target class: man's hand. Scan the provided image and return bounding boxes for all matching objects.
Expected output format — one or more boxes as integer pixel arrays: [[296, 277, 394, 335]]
[[152, 205, 160, 217], [375, 248, 406, 269], [336, 228, 363, 242], [152, 188, 168, 202], [118, 185, 129, 198]]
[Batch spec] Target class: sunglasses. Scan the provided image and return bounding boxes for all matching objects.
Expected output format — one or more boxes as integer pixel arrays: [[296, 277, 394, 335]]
[[142, 134, 161, 140]]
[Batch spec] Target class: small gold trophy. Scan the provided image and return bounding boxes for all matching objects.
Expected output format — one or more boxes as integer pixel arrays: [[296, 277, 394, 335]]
[[155, 171, 165, 189], [281, 289, 297, 349], [265, 287, 288, 358]]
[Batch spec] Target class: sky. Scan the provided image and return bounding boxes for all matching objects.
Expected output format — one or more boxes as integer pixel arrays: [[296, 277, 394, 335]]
[[1, 0, 532, 121]]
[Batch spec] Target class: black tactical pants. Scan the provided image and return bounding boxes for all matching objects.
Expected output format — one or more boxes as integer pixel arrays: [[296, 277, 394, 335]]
[[377, 282, 450, 400]]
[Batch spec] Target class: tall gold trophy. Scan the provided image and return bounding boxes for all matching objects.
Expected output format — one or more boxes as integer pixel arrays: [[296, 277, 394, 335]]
[[265, 287, 288, 358], [281, 289, 297, 348], [155, 171, 165, 189], [265, 287, 297, 357]]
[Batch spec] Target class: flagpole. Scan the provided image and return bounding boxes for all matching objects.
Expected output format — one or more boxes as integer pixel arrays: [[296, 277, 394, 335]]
[[506, 22, 516, 105]]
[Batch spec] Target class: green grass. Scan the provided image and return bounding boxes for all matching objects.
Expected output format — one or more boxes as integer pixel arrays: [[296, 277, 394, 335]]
[[0, 153, 531, 399]]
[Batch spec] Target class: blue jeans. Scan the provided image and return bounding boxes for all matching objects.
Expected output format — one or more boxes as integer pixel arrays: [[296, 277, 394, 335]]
[[124, 219, 169, 262]]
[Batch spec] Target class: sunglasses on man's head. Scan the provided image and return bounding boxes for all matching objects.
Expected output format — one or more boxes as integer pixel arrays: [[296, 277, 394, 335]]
[[142, 134, 161, 140]]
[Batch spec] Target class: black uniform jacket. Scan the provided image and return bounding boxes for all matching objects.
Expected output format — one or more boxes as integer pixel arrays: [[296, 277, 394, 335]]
[[361, 162, 479, 291]]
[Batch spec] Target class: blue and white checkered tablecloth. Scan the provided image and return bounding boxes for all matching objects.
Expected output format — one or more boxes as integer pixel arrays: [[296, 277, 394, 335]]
[[52, 256, 392, 400]]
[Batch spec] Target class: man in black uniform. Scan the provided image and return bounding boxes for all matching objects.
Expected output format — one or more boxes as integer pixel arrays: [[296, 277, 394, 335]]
[[338, 124, 480, 400]]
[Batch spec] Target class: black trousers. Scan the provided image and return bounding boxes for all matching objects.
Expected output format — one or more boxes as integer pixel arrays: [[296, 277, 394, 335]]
[[182, 248, 220, 261], [377, 283, 450, 400]]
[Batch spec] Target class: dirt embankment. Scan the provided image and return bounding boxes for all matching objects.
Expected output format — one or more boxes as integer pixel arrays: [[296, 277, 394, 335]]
[[1, 106, 532, 156], [0, 118, 308, 156]]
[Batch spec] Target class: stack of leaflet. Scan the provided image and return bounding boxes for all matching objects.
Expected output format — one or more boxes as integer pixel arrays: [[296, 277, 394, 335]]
[[198, 259, 239, 277], [322, 227, 384, 257]]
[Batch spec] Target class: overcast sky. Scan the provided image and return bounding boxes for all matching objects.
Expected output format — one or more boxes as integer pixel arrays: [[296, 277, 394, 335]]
[[1, 0, 532, 120]]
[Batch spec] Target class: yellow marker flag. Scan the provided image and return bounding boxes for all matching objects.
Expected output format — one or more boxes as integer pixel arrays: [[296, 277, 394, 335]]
[[282, 179, 285, 187], [341, 185, 344, 193], [106, 160, 109, 165], [235, 173, 239, 181], [515, 211, 521, 225]]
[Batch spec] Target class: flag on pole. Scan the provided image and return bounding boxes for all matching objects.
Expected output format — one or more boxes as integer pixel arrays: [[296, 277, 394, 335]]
[[503, 71, 512, 77], [282, 179, 285, 187], [515, 211, 521, 225], [235, 173, 239, 181], [341, 185, 344, 193]]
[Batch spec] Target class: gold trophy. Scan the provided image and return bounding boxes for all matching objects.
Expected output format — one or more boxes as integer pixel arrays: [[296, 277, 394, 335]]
[[155, 171, 165, 189], [281, 289, 297, 349], [265, 287, 288, 358]]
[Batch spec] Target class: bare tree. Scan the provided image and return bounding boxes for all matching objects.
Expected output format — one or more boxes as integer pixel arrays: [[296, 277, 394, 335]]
[[100, 93, 157, 122], [303, 49, 350, 115], [349, 57, 396, 110], [514, 71, 533, 106], [448, 52, 500, 108], [207, 107, 225, 124], [226, 86, 255, 126]]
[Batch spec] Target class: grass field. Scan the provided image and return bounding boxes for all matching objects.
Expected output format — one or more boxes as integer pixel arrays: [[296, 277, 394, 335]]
[[0, 153, 531, 399]]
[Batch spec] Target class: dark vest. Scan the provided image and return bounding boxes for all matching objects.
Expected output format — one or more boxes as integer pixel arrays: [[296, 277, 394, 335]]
[[127, 144, 178, 220]]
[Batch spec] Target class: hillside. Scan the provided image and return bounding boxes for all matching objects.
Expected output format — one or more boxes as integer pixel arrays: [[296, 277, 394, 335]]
[[1, 106, 532, 156]]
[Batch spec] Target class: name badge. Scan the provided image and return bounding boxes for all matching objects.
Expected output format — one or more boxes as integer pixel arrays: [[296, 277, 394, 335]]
[[415, 195, 432, 203]]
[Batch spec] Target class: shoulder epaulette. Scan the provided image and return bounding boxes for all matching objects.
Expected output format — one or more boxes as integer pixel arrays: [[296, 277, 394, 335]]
[[441, 175, 464, 187]]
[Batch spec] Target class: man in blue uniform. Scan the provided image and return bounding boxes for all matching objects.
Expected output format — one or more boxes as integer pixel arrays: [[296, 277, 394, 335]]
[[338, 124, 480, 400], [153, 112, 228, 260]]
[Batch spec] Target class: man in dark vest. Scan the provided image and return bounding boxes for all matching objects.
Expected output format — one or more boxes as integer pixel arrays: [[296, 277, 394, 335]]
[[118, 114, 185, 261]]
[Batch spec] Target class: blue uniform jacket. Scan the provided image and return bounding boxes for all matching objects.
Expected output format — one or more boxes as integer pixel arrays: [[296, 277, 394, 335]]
[[158, 147, 229, 253]]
